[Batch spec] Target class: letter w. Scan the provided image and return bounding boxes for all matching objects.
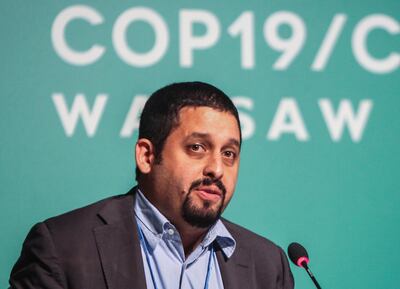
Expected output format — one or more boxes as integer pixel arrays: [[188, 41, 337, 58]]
[[52, 93, 107, 137], [319, 99, 373, 142]]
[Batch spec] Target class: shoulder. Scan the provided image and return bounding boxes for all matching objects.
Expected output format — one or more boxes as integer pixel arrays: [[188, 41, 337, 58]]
[[44, 192, 133, 231], [19, 191, 136, 267], [35, 190, 135, 251], [10, 191, 136, 287]]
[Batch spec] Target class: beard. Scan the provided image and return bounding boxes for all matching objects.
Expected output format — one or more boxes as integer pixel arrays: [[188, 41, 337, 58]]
[[181, 177, 227, 228]]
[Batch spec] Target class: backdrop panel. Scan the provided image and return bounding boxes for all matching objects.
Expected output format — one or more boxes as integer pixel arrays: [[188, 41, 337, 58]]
[[1, 1, 399, 288]]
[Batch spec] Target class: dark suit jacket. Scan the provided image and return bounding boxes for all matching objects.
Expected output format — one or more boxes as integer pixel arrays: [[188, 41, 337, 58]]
[[9, 189, 294, 289]]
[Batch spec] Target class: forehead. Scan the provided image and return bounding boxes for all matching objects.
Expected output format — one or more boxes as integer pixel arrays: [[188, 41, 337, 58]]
[[173, 106, 241, 143]]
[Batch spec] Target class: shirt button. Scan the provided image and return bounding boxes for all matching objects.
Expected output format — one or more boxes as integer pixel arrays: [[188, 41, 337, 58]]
[[167, 228, 174, 236]]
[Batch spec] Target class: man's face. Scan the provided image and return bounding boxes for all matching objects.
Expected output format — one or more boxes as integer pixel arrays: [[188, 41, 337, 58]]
[[144, 106, 241, 228]]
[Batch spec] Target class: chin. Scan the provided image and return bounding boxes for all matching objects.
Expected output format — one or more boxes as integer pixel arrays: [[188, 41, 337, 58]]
[[182, 201, 223, 228]]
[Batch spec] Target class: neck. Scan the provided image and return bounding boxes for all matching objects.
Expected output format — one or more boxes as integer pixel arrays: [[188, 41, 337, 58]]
[[175, 223, 209, 257]]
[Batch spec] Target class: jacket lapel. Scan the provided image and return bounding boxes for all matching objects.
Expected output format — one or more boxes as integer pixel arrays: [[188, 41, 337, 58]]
[[94, 191, 147, 289], [217, 236, 252, 289]]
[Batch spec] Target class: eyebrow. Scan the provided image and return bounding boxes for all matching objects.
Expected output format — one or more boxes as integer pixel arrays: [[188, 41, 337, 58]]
[[186, 132, 241, 149]]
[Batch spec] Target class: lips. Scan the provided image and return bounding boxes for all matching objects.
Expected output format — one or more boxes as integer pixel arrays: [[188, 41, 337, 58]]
[[194, 186, 222, 201]]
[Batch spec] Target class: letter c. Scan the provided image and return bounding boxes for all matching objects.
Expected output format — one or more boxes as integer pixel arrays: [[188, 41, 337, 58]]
[[51, 5, 105, 66], [352, 14, 400, 74]]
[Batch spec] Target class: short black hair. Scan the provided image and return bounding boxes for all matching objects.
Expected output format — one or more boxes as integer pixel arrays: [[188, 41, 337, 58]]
[[136, 81, 241, 180]]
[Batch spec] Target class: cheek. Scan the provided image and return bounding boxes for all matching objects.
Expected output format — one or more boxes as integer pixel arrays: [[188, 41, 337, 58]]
[[222, 180, 235, 200], [168, 164, 198, 196], [222, 171, 239, 200], [176, 161, 204, 184], [224, 167, 239, 188]]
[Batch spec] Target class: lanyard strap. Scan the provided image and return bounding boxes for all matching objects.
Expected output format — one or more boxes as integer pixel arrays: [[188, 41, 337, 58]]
[[137, 222, 159, 289], [136, 220, 214, 289], [204, 244, 214, 289]]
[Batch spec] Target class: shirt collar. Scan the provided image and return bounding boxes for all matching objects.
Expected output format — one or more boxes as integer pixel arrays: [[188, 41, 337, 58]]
[[134, 188, 236, 258]]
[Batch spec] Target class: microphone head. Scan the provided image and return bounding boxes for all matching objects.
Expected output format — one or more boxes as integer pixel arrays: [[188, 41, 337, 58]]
[[288, 242, 309, 268]]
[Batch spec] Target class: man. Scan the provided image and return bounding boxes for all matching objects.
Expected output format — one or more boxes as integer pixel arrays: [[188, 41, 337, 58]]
[[10, 82, 294, 289]]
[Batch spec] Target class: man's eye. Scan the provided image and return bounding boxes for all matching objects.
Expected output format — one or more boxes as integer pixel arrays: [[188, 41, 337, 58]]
[[189, 144, 204, 152], [223, 151, 236, 159]]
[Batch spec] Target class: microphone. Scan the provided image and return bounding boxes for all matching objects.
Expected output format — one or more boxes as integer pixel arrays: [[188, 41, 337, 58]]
[[288, 242, 322, 289]]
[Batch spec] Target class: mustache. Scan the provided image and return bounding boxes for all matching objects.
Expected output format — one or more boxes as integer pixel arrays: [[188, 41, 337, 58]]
[[188, 177, 227, 196]]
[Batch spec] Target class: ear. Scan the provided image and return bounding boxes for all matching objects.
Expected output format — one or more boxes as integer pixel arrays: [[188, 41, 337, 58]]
[[135, 138, 156, 174]]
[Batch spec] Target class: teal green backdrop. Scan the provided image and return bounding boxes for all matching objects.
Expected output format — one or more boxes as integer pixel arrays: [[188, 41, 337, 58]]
[[1, 1, 399, 288]]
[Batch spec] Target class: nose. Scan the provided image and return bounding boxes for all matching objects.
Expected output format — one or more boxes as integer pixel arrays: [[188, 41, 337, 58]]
[[203, 153, 224, 180]]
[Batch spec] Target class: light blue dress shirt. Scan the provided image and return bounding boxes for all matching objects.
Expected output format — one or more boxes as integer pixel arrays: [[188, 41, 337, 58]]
[[134, 189, 236, 289]]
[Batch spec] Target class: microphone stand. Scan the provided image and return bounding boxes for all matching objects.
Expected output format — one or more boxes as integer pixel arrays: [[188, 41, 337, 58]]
[[301, 261, 322, 289]]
